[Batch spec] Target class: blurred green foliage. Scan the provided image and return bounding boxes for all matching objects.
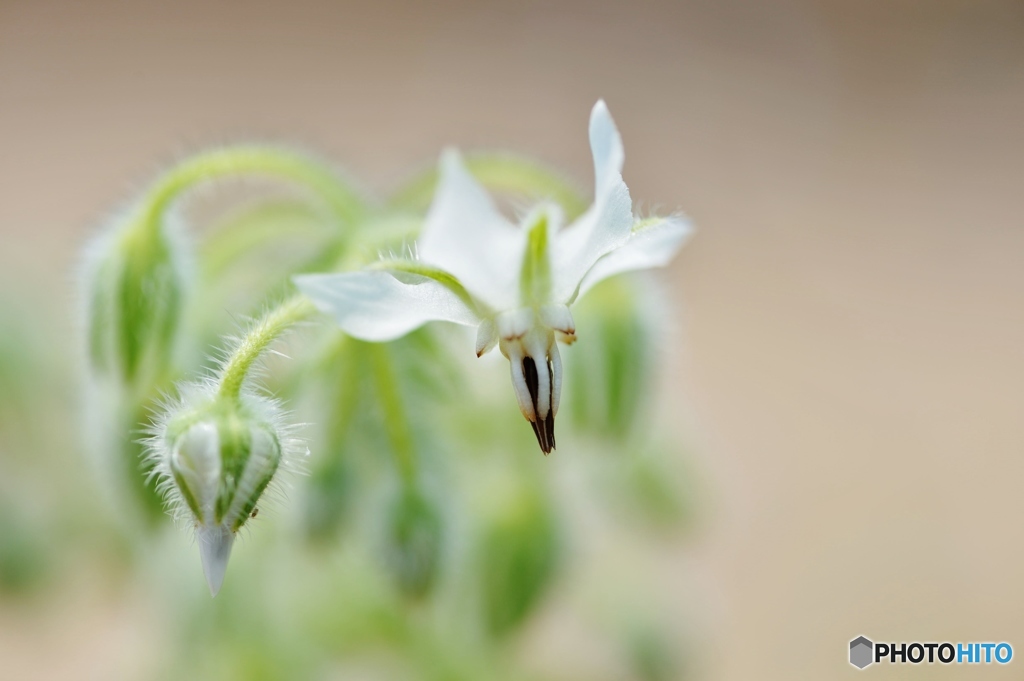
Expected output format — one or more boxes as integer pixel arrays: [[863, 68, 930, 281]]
[[0, 148, 700, 680], [384, 486, 443, 600], [478, 476, 559, 637], [567, 276, 653, 441], [0, 502, 48, 593]]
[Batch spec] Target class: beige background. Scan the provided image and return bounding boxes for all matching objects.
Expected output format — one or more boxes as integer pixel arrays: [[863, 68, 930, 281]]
[[2, 0, 1024, 678]]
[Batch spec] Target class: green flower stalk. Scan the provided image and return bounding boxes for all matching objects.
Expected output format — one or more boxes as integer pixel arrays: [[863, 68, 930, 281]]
[[81, 147, 365, 525], [83, 145, 361, 389], [146, 296, 314, 595]]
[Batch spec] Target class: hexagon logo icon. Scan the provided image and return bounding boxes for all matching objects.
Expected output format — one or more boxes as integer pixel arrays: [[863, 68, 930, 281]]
[[850, 636, 874, 669]]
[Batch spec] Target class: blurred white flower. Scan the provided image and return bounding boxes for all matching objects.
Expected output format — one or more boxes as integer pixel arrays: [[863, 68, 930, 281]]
[[295, 101, 691, 453]]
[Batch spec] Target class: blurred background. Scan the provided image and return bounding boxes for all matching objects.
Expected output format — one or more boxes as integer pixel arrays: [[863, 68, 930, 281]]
[[2, 0, 1023, 678]]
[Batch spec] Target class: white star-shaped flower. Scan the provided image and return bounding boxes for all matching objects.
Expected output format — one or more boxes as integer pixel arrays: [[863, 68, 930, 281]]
[[295, 101, 692, 453]]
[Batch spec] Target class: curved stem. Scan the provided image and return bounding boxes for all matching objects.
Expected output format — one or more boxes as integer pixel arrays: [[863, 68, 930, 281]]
[[389, 153, 588, 220], [368, 343, 416, 486], [217, 295, 317, 401], [200, 200, 333, 280], [135, 146, 366, 239]]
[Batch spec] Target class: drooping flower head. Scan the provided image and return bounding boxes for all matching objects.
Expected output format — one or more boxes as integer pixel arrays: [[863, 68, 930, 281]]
[[295, 101, 691, 453]]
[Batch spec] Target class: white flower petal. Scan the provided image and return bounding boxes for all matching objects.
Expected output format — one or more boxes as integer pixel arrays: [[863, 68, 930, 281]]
[[552, 100, 635, 302], [475, 319, 498, 357], [197, 524, 234, 597], [294, 271, 480, 342], [496, 308, 534, 340], [418, 150, 525, 311], [575, 216, 693, 301], [589, 100, 626, 197], [539, 304, 575, 335], [171, 421, 221, 525]]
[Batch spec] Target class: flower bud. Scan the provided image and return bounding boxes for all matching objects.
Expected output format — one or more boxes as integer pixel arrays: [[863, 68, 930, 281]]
[[83, 212, 189, 387], [382, 486, 443, 600], [148, 386, 298, 596], [626, 623, 680, 681], [566, 276, 658, 440], [477, 479, 559, 636]]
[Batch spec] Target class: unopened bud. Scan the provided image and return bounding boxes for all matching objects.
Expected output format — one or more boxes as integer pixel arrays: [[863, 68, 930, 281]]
[[83, 211, 189, 387], [382, 487, 442, 600], [478, 479, 559, 636], [566, 276, 658, 440], [148, 386, 299, 596]]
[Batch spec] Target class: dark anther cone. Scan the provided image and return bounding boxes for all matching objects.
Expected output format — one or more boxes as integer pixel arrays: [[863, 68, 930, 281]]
[[522, 356, 556, 454]]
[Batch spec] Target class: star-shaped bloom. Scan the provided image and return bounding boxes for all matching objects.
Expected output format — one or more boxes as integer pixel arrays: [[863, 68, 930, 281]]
[[295, 101, 691, 453]]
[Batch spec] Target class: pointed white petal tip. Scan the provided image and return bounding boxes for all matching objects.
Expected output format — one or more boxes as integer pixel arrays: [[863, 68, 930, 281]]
[[475, 319, 498, 356], [588, 99, 623, 166], [439, 146, 464, 170], [540, 304, 575, 335], [496, 308, 534, 341], [197, 524, 235, 597]]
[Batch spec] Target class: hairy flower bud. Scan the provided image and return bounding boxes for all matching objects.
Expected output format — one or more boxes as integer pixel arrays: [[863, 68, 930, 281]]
[[382, 486, 443, 600], [147, 384, 301, 595], [83, 211, 190, 388], [478, 479, 559, 636], [566, 276, 658, 440]]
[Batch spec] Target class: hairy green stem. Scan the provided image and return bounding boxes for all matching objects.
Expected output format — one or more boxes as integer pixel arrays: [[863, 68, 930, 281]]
[[218, 295, 317, 401], [133, 146, 365, 242], [200, 201, 331, 279], [368, 344, 416, 486]]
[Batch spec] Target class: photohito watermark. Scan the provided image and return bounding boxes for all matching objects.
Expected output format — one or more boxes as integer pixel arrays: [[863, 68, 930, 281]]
[[849, 636, 1012, 669]]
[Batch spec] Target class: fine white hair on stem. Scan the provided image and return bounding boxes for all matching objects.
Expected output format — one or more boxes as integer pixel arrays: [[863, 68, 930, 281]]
[[141, 299, 311, 531]]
